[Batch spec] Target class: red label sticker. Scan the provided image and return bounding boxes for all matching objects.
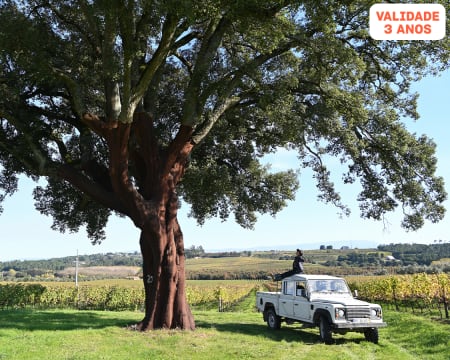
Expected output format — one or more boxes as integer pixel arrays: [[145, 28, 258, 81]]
[[370, 3, 446, 40]]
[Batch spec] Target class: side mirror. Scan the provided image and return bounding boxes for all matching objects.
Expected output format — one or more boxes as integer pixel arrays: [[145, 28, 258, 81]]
[[353, 290, 358, 298]]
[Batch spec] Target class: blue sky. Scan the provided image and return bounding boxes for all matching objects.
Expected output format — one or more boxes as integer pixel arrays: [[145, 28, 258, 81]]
[[0, 71, 448, 261]]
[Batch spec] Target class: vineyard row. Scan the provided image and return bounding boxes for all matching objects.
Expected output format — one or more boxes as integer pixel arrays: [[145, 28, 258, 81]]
[[1, 274, 448, 318], [0, 282, 262, 312], [350, 273, 449, 319]]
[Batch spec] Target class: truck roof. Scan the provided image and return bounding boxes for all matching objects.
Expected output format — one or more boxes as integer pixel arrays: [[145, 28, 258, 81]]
[[282, 274, 344, 281]]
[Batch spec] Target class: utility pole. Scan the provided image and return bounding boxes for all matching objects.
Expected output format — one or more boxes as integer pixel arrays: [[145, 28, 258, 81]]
[[75, 249, 79, 287], [74, 250, 84, 287]]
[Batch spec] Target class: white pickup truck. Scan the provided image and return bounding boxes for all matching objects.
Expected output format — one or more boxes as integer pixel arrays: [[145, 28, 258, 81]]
[[256, 274, 386, 344]]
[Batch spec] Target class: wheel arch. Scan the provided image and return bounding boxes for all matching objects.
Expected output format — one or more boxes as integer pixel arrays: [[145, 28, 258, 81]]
[[263, 302, 276, 321], [313, 309, 333, 325]]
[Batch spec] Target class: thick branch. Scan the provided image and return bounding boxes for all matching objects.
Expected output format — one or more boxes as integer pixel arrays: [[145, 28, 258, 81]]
[[107, 121, 154, 227], [182, 16, 231, 126], [192, 96, 240, 145], [81, 113, 118, 137], [130, 112, 161, 196], [57, 164, 128, 215], [103, 4, 121, 120], [172, 30, 199, 52], [51, 68, 84, 118], [162, 125, 194, 180], [129, 15, 179, 121], [191, 38, 299, 144]]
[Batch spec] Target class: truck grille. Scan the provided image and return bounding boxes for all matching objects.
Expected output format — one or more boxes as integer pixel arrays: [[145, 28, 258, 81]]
[[346, 306, 370, 320]]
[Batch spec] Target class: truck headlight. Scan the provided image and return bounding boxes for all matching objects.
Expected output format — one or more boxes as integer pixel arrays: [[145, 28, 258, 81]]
[[335, 308, 346, 319], [370, 308, 382, 318]]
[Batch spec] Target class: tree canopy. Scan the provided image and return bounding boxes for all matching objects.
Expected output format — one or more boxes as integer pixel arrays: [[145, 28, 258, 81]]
[[1, 0, 448, 241]]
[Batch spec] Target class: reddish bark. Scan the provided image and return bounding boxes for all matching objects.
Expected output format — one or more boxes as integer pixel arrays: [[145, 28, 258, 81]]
[[138, 212, 195, 330], [81, 111, 195, 330]]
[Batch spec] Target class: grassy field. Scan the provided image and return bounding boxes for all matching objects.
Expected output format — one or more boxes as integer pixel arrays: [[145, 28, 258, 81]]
[[186, 256, 292, 277], [58, 266, 141, 278], [0, 308, 448, 360]]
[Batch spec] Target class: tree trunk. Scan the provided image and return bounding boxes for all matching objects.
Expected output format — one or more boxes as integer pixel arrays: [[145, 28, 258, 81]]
[[82, 111, 195, 330], [132, 115, 195, 330], [136, 199, 195, 330]]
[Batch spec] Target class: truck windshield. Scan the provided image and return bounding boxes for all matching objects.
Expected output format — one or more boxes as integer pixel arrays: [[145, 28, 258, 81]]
[[309, 279, 351, 294]]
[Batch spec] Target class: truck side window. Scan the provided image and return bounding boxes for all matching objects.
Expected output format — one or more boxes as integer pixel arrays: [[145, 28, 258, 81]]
[[284, 281, 295, 295]]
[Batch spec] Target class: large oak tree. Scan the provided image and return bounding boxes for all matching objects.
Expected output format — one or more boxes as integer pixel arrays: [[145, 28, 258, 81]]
[[0, 1, 448, 330]]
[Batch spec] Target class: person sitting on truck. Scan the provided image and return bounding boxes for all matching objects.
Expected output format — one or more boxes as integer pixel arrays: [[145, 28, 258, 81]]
[[273, 249, 305, 281]]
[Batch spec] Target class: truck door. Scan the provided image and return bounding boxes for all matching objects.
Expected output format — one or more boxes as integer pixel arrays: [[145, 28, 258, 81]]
[[293, 281, 311, 320], [278, 280, 295, 317]]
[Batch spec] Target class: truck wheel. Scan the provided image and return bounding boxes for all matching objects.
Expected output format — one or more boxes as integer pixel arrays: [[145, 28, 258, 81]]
[[318, 316, 333, 344], [364, 328, 379, 344], [266, 309, 281, 330]]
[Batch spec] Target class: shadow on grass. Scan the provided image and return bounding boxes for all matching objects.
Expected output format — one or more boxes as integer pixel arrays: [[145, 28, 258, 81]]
[[0, 309, 140, 331], [195, 318, 368, 345], [1, 309, 375, 346], [195, 320, 320, 345]]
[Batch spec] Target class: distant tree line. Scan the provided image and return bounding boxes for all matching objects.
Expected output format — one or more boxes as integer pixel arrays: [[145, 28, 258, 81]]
[[184, 246, 252, 259], [326, 252, 383, 267], [2, 243, 449, 281], [0, 252, 142, 274], [377, 242, 450, 266], [0, 247, 253, 280], [184, 246, 206, 258]]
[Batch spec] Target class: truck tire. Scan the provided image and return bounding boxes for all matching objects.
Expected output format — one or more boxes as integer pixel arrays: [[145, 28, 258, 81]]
[[266, 309, 281, 330], [364, 328, 379, 344], [319, 315, 333, 344]]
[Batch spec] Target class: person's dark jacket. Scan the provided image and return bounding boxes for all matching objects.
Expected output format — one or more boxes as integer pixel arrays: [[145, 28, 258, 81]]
[[293, 255, 305, 273]]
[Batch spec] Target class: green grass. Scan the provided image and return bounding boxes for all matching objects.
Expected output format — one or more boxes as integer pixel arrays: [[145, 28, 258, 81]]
[[0, 309, 448, 360]]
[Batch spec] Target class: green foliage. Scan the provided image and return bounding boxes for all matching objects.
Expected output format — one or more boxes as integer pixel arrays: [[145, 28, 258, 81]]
[[0, 1, 448, 244], [33, 177, 111, 242]]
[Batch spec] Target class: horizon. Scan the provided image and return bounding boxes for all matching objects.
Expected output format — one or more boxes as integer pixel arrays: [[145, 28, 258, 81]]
[[3, 239, 448, 263]]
